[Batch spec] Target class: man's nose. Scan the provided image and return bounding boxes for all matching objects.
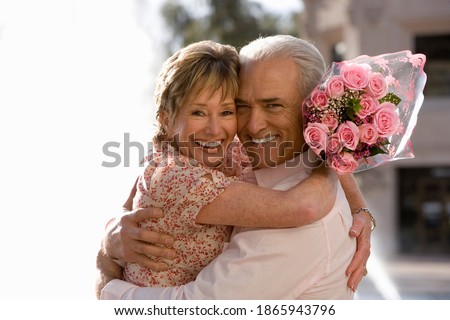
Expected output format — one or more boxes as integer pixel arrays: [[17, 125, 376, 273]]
[[246, 108, 267, 135]]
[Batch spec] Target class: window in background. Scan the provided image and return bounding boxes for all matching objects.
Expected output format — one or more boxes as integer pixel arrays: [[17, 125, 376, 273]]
[[398, 167, 450, 255], [415, 34, 450, 97]]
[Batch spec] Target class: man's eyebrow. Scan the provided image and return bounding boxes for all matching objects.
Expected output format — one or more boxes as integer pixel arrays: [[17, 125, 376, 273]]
[[235, 97, 281, 104], [259, 97, 281, 103]]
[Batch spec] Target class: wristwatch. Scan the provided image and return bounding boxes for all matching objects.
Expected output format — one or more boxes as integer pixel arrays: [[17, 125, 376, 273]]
[[352, 207, 376, 231]]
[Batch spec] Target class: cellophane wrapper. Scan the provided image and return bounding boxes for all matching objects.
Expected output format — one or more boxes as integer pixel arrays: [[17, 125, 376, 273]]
[[302, 50, 427, 174]]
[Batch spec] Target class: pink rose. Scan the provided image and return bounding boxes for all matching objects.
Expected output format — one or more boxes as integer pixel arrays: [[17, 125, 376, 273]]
[[366, 72, 388, 98], [304, 122, 329, 154], [327, 152, 359, 175], [326, 133, 343, 154], [359, 123, 379, 145], [326, 75, 345, 98], [321, 112, 339, 131], [373, 102, 400, 137], [310, 89, 328, 109], [340, 63, 370, 90], [304, 98, 314, 111], [336, 121, 360, 150], [356, 94, 379, 119]]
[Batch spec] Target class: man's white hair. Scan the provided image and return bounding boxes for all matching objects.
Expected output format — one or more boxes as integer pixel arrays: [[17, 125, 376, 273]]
[[239, 35, 326, 100]]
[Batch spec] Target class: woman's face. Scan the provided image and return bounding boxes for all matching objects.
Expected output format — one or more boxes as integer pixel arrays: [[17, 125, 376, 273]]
[[169, 88, 237, 168]]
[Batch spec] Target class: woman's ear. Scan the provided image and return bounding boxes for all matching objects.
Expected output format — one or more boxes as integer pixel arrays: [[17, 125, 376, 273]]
[[159, 111, 171, 137]]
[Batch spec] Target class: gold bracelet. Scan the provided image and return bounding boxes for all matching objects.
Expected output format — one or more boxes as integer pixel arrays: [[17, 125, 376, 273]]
[[352, 207, 376, 231]]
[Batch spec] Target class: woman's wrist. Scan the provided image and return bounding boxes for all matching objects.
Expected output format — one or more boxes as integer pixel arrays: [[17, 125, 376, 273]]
[[352, 207, 376, 231]]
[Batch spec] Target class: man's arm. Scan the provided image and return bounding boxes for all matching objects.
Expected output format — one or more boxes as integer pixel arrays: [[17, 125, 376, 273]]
[[99, 173, 371, 297], [100, 233, 325, 300], [100, 198, 352, 300], [339, 174, 373, 292]]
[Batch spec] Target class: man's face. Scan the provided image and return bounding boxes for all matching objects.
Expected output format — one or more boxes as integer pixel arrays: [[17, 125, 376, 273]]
[[236, 58, 305, 169]]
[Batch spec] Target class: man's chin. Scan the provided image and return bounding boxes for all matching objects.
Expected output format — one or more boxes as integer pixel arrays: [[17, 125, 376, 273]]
[[246, 150, 279, 169]]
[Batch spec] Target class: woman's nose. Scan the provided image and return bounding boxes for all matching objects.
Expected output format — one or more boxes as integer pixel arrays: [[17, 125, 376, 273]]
[[205, 116, 221, 136]]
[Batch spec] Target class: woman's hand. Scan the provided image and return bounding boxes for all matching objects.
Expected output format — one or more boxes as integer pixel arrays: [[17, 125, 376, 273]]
[[345, 211, 372, 291]]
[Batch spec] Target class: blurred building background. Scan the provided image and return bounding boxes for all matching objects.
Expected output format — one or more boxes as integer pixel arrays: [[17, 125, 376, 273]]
[[301, 0, 450, 299]]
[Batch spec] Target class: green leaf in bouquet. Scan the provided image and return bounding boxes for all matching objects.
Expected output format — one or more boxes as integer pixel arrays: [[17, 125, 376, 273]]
[[379, 92, 401, 106], [369, 144, 388, 156], [345, 98, 362, 120]]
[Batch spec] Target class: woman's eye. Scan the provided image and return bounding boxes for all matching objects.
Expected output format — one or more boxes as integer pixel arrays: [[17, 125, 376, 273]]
[[222, 110, 234, 116], [191, 111, 204, 116]]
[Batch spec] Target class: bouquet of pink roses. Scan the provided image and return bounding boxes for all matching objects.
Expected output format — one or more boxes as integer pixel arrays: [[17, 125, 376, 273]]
[[303, 50, 427, 175]]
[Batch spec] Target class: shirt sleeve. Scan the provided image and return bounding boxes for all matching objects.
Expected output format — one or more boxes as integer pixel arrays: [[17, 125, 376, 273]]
[[100, 280, 186, 300]]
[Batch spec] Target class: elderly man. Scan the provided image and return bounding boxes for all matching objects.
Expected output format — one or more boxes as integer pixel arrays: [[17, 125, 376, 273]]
[[97, 35, 373, 299]]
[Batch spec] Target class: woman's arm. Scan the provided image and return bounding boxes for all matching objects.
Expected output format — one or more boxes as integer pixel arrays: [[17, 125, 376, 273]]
[[102, 165, 336, 266], [195, 164, 337, 228], [339, 174, 373, 292], [339, 174, 366, 212], [102, 171, 372, 286]]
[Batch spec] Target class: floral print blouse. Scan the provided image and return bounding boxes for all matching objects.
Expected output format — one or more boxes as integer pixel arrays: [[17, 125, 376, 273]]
[[123, 137, 251, 287]]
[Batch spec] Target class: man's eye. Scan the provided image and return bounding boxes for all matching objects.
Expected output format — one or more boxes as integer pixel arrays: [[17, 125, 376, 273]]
[[267, 104, 282, 108], [236, 105, 249, 111]]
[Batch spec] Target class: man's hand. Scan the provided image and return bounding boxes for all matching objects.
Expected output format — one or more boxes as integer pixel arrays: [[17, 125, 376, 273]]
[[102, 208, 177, 271], [345, 211, 372, 291], [101, 177, 177, 271]]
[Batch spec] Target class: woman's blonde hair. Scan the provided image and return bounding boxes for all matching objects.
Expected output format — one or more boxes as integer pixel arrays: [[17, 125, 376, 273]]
[[153, 40, 240, 143]]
